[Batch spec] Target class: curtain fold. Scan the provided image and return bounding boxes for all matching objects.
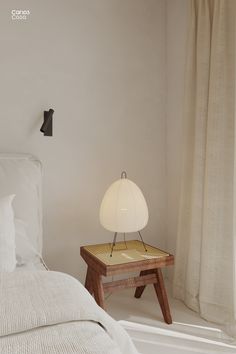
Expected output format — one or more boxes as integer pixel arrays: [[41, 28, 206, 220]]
[[173, 0, 236, 328]]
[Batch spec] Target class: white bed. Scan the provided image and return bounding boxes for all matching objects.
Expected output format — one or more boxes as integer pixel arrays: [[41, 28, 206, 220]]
[[0, 154, 138, 354], [15, 256, 46, 271]]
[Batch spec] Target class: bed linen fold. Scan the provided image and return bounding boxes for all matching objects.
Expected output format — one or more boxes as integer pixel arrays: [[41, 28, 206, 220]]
[[0, 271, 138, 354]]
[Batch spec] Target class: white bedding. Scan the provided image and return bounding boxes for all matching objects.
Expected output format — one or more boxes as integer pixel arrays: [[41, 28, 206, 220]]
[[0, 154, 43, 255], [0, 270, 138, 354], [15, 256, 46, 271]]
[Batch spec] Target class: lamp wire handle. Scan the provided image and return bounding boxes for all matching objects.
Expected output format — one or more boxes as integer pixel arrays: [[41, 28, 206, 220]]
[[121, 171, 127, 179]]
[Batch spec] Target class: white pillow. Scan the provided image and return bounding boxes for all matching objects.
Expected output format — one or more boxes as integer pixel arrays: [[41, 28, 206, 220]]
[[15, 218, 39, 266], [0, 195, 16, 271]]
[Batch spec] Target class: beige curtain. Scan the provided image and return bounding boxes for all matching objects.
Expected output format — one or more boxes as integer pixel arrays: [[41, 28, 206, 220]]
[[173, 0, 236, 328]]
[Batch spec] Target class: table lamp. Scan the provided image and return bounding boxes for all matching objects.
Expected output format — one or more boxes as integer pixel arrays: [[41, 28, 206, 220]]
[[100, 171, 149, 256]]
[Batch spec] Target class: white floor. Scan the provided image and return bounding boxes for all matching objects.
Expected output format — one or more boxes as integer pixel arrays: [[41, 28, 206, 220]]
[[106, 281, 236, 354]]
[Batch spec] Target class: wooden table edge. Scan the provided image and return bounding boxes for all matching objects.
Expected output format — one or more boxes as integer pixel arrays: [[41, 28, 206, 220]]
[[80, 244, 174, 276]]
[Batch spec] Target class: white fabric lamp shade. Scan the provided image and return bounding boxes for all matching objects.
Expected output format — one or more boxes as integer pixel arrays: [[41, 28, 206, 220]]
[[100, 175, 149, 233]]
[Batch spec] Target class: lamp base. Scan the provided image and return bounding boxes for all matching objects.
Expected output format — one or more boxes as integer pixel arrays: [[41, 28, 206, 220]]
[[110, 231, 147, 257]]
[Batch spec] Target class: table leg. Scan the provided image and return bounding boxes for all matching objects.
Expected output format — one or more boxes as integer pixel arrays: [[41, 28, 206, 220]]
[[91, 270, 105, 309], [134, 269, 154, 298], [85, 267, 93, 295], [153, 268, 172, 324]]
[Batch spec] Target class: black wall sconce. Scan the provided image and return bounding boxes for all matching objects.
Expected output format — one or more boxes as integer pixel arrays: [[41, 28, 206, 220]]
[[40, 109, 54, 136]]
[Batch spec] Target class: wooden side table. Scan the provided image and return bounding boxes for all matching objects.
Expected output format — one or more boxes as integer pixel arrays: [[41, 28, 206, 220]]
[[80, 240, 174, 324]]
